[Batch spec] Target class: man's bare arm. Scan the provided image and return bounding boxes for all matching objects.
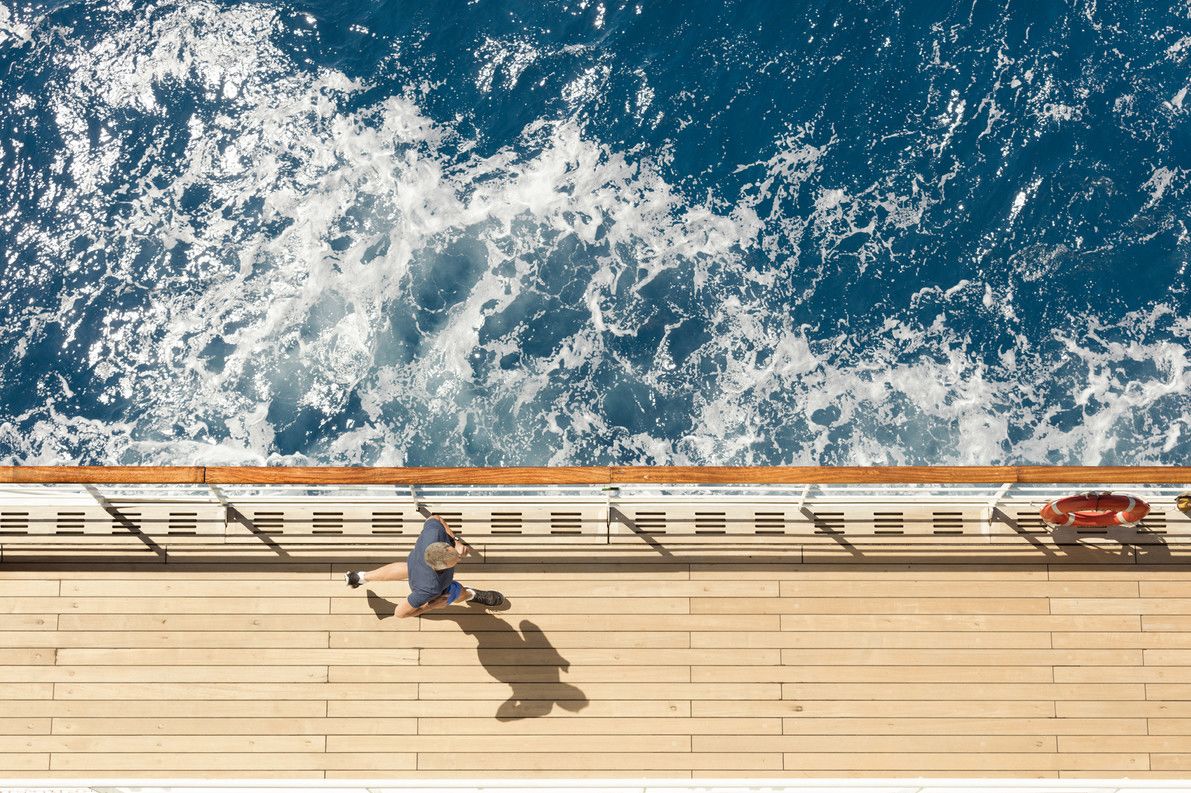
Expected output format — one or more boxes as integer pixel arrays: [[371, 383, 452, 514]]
[[429, 514, 471, 559], [430, 513, 454, 536]]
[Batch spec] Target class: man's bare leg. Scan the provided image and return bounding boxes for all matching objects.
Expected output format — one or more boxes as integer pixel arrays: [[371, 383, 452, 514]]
[[362, 560, 409, 582]]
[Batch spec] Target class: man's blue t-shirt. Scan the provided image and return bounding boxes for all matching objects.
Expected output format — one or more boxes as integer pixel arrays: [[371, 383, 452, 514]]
[[406, 518, 455, 607]]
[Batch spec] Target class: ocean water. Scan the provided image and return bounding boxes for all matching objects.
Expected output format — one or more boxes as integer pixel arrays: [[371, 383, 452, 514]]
[[0, 0, 1187, 466]]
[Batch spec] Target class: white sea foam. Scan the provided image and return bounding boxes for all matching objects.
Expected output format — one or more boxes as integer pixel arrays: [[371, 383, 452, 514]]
[[1142, 166, 1184, 208], [632, 69, 654, 121], [1, 0, 1187, 467], [0, 2, 31, 47], [1008, 178, 1041, 224], [561, 64, 611, 109], [1167, 35, 1191, 62], [475, 36, 541, 94], [931, 91, 965, 154]]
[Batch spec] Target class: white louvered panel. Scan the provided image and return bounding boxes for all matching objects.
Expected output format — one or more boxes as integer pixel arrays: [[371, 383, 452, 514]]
[[414, 502, 608, 544], [106, 503, 226, 539], [0, 504, 219, 543], [226, 504, 424, 539]]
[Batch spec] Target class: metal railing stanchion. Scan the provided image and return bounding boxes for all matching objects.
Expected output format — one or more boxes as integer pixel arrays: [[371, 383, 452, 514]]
[[602, 484, 619, 545], [985, 482, 1013, 536]]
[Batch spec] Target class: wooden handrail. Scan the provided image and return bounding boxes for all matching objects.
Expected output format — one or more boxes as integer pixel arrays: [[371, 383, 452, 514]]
[[3, 466, 207, 484], [0, 465, 1188, 485]]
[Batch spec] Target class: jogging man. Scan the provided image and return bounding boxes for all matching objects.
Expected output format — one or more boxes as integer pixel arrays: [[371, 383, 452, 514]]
[[345, 514, 503, 617]]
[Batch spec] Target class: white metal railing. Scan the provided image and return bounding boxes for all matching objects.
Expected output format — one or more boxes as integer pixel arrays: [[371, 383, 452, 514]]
[[0, 481, 1188, 548], [2, 481, 1189, 505]]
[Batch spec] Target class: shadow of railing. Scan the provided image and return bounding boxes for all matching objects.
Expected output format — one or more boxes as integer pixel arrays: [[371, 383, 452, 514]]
[[990, 507, 1062, 561], [83, 484, 166, 560], [800, 506, 862, 559], [610, 506, 675, 560], [226, 506, 292, 559]]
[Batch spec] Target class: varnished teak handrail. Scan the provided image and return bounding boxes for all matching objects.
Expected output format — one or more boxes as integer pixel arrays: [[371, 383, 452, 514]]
[[0, 465, 1189, 485]]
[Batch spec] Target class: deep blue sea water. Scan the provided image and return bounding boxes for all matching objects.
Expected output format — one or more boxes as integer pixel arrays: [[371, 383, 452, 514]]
[[0, 0, 1187, 465]]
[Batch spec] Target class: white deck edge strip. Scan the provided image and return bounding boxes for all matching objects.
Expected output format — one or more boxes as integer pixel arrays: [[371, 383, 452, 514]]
[[1, 780, 1190, 792]]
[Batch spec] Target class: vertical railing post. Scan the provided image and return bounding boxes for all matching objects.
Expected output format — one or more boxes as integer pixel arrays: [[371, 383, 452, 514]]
[[795, 483, 812, 511], [602, 484, 619, 544], [208, 484, 232, 543], [986, 482, 1013, 535]]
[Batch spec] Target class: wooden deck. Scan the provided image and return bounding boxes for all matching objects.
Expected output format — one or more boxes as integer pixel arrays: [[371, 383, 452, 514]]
[[3, 549, 1191, 779]]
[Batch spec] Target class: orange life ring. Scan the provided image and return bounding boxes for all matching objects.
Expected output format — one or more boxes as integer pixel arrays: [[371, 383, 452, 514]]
[[1040, 491, 1150, 527]]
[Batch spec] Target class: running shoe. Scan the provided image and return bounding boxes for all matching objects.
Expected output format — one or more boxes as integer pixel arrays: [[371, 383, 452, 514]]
[[470, 589, 504, 607]]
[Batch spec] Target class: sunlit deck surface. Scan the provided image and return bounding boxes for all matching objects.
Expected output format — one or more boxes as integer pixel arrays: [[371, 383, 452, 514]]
[[2, 466, 1191, 779], [4, 549, 1191, 779]]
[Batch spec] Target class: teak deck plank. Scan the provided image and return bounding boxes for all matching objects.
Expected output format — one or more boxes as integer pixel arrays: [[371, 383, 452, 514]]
[[779, 717, 1148, 735], [52, 682, 420, 700], [53, 648, 417, 666], [780, 682, 1147, 700], [691, 665, 1055, 684], [1058, 701, 1191, 718], [775, 614, 1141, 631], [324, 734, 691, 753], [1, 554, 1189, 778], [0, 719, 49, 735], [1051, 632, 1191, 648], [696, 699, 1058, 718], [328, 699, 692, 718], [328, 664, 692, 684], [695, 631, 1055, 648], [53, 717, 419, 735], [10, 631, 333, 648], [777, 752, 1148, 771], [775, 581, 1140, 598], [6, 596, 332, 614], [412, 716, 782, 735], [694, 735, 1059, 753], [0, 665, 329, 683], [775, 648, 1142, 665], [0, 700, 328, 718], [690, 564, 1052, 580], [1055, 666, 1191, 683], [690, 597, 1054, 614], [54, 613, 418, 632], [0, 735, 324, 752], [329, 630, 693, 649]]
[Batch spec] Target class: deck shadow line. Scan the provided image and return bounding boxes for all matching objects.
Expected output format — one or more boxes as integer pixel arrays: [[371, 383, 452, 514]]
[[3, 548, 1184, 570]]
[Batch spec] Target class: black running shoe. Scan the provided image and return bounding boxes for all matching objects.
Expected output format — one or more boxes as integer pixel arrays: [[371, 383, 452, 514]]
[[345, 571, 363, 589], [470, 589, 504, 607]]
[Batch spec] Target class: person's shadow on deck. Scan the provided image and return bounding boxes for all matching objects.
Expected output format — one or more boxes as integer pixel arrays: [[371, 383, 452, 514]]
[[366, 590, 588, 720]]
